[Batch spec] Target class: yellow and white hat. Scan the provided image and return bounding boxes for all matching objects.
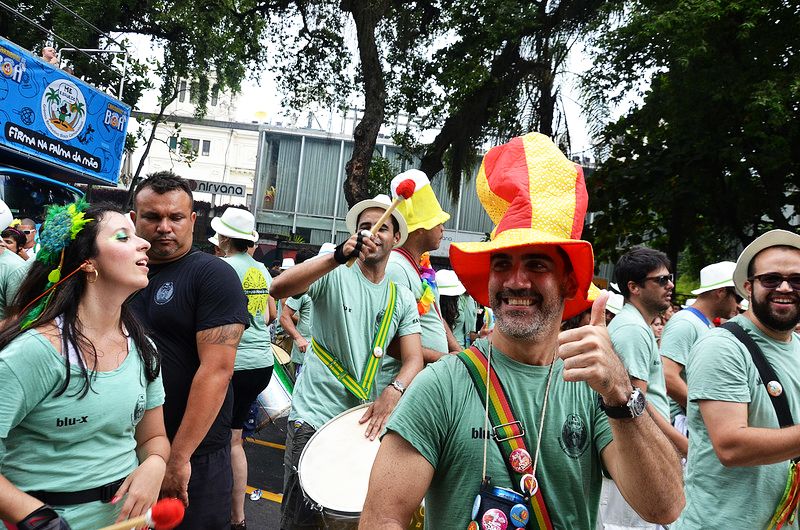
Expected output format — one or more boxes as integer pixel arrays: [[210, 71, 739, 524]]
[[390, 170, 450, 233]]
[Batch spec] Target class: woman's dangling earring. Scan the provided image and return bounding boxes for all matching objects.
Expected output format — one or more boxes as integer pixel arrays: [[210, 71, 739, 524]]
[[87, 269, 98, 284]]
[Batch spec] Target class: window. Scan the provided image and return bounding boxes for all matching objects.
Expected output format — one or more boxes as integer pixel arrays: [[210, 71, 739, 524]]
[[202, 140, 211, 156], [178, 80, 187, 103], [189, 81, 199, 104], [168, 136, 178, 151], [211, 85, 219, 106]]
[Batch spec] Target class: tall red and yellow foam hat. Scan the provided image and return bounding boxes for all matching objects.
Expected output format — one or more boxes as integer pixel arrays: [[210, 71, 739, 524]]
[[450, 132, 594, 320]]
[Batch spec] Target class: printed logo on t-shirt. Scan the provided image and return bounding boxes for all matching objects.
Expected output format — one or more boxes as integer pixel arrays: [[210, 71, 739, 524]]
[[132, 394, 146, 425], [56, 415, 88, 427], [559, 413, 589, 458], [470, 426, 493, 439], [154, 282, 174, 305]]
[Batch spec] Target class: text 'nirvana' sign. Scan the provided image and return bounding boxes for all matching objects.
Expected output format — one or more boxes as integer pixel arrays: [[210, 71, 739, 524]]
[[0, 36, 130, 185], [187, 178, 246, 198]]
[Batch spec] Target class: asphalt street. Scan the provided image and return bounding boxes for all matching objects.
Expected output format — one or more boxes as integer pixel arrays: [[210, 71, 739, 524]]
[[242, 417, 286, 529]]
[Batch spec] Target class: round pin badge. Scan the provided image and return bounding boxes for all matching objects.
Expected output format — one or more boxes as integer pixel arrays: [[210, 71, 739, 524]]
[[520, 473, 538, 496], [768, 380, 783, 397], [509, 448, 532, 474], [509, 504, 529, 528], [481, 508, 508, 530], [471, 494, 481, 520], [467, 522, 480, 530], [373, 346, 384, 358]]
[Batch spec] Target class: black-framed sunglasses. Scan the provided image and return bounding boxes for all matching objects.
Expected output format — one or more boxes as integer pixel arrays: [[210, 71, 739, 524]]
[[642, 274, 674, 287], [725, 287, 743, 303], [749, 273, 800, 290]]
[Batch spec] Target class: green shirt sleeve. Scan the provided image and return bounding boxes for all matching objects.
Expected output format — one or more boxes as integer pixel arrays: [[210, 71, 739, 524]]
[[660, 318, 697, 366], [610, 323, 656, 382], [687, 331, 751, 403], [395, 285, 422, 337], [385, 362, 452, 468]]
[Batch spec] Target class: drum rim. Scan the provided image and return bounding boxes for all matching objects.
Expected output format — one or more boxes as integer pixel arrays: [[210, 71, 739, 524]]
[[297, 402, 373, 513], [271, 343, 291, 364]]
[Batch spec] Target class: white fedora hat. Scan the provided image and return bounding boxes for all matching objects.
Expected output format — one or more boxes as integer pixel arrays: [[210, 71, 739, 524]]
[[691, 261, 736, 295], [208, 233, 220, 247], [345, 194, 408, 248], [733, 229, 800, 297], [210, 207, 258, 242], [606, 292, 625, 315], [436, 269, 466, 296], [280, 257, 295, 270], [318, 242, 336, 255]]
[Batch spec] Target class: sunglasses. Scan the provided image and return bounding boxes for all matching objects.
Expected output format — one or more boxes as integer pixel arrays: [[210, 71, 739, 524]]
[[725, 287, 743, 303], [642, 274, 673, 287], [749, 273, 800, 290], [20, 229, 34, 234]]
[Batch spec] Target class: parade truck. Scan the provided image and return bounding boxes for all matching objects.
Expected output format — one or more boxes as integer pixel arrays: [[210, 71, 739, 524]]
[[0, 36, 131, 222]]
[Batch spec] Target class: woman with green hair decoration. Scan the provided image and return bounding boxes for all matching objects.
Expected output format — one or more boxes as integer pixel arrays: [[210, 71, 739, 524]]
[[0, 201, 170, 530]]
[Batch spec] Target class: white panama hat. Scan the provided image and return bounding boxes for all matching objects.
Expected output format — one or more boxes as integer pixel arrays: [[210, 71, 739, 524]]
[[691, 261, 736, 295], [208, 233, 220, 247], [210, 207, 259, 242], [733, 229, 800, 298], [606, 292, 625, 315], [436, 269, 466, 296], [345, 194, 408, 248], [280, 258, 295, 270], [318, 242, 336, 255]]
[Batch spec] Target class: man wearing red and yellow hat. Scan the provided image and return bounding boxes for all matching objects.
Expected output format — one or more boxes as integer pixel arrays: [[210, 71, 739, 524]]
[[362, 133, 684, 529]]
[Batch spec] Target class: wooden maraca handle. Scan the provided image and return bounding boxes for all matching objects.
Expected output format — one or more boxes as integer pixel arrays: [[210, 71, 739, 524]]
[[345, 196, 404, 268], [98, 515, 149, 530]]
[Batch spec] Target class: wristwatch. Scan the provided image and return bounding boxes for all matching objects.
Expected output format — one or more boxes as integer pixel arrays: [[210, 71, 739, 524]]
[[389, 379, 406, 395], [598, 388, 646, 419]]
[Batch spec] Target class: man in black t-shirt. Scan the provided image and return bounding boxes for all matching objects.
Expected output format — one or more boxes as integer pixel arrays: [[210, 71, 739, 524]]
[[130, 172, 248, 530]]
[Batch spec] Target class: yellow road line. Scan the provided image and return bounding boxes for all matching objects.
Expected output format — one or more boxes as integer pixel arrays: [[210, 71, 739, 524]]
[[246, 485, 283, 503], [245, 437, 286, 450]]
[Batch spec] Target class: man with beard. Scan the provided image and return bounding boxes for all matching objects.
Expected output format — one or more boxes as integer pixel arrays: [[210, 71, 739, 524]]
[[386, 170, 461, 360], [361, 133, 683, 529], [270, 195, 423, 529], [598, 247, 686, 529], [675, 230, 800, 529]]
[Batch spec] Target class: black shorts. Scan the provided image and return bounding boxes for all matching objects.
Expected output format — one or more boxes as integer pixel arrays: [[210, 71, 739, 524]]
[[231, 366, 273, 428]]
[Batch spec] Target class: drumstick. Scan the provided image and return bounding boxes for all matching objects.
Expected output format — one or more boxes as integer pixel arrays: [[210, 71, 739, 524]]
[[345, 179, 416, 268], [98, 498, 184, 530]]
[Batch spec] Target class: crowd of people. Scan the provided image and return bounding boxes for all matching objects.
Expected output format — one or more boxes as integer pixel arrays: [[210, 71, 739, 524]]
[[0, 132, 798, 530]]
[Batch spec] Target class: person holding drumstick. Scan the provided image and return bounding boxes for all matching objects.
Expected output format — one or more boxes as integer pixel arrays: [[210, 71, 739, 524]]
[[0, 202, 169, 530], [270, 194, 423, 529]]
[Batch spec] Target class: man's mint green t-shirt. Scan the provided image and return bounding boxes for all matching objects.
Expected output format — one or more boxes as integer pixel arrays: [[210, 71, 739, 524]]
[[223, 253, 274, 371], [676, 315, 800, 529], [608, 303, 670, 419], [289, 264, 421, 429], [0, 250, 26, 319], [0, 330, 165, 530], [660, 309, 712, 418], [386, 339, 613, 529], [453, 293, 478, 348], [285, 293, 313, 364], [386, 252, 449, 354]]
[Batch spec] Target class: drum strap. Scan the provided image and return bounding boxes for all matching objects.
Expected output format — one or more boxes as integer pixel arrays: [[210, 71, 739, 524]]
[[458, 347, 555, 530], [311, 282, 397, 401]]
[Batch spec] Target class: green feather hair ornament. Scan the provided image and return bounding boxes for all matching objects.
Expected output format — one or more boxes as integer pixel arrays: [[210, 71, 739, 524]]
[[20, 200, 93, 330]]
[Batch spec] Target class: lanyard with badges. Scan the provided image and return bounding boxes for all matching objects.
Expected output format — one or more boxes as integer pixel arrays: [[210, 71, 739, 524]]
[[311, 282, 397, 401], [722, 322, 800, 529], [458, 343, 556, 529]]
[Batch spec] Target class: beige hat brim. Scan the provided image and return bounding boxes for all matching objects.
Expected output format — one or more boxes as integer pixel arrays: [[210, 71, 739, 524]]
[[733, 229, 800, 297], [210, 217, 258, 242]]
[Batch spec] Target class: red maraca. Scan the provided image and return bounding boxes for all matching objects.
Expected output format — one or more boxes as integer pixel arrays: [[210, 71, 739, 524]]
[[345, 178, 416, 267], [98, 498, 184, 530]]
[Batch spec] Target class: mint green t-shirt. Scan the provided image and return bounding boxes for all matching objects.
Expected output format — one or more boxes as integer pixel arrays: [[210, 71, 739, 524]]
[[289, 264, 421, 429], [607, 303, 670, 420], [386, 252, 449, 354], [453, 293, 478, 348], [660, 309, 712, 418], [676, 315, 800, 529], [223, 253, 274, 371], [0, 250, 27, 319], [386, 339, 614, 529], [285, 294, 313, 364], [0, 330, 165, 530]]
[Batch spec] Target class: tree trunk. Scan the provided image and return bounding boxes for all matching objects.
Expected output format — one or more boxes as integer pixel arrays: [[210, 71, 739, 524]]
[[342, 0, 387, 207]]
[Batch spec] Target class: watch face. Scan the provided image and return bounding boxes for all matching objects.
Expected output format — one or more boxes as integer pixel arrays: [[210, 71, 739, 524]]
[[630, 390, 646, 416]]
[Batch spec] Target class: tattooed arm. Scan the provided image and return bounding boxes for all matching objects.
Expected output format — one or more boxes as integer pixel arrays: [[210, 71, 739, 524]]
[[160, 323, 244, 504]]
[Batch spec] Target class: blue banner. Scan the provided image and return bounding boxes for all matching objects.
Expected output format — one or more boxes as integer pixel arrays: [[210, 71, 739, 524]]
[[0, 37, 130, 185]]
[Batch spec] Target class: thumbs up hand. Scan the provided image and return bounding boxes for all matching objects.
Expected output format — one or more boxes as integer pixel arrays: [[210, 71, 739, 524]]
[[557, 291, 631, 406]]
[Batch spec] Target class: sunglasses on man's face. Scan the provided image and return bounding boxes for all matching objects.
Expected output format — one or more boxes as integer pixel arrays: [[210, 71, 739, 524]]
[[20, 229, 34, 235], [749, 273, 800, 290], [642, 274, 673, 287], [725, 287, 743, 303]]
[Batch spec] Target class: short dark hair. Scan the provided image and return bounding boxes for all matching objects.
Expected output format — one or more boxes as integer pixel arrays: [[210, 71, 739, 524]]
[[614, 246, 671, 298], [133, 171, 193, 209], [295, 249, 316, 264], [229, 238, 251, 253], [2, 228, 26, 249]]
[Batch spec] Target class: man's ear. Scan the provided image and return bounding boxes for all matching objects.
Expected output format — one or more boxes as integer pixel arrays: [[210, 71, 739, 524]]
[[744, 280, 753, 302], [564, 272, 579, 299], [129, 210, 136, 223], [627, 280, 640, 297]]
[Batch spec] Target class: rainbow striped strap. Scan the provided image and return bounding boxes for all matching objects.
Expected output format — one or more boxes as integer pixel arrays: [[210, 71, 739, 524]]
[[458, 347, 554, 530], [311, 283, 397, 401]]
